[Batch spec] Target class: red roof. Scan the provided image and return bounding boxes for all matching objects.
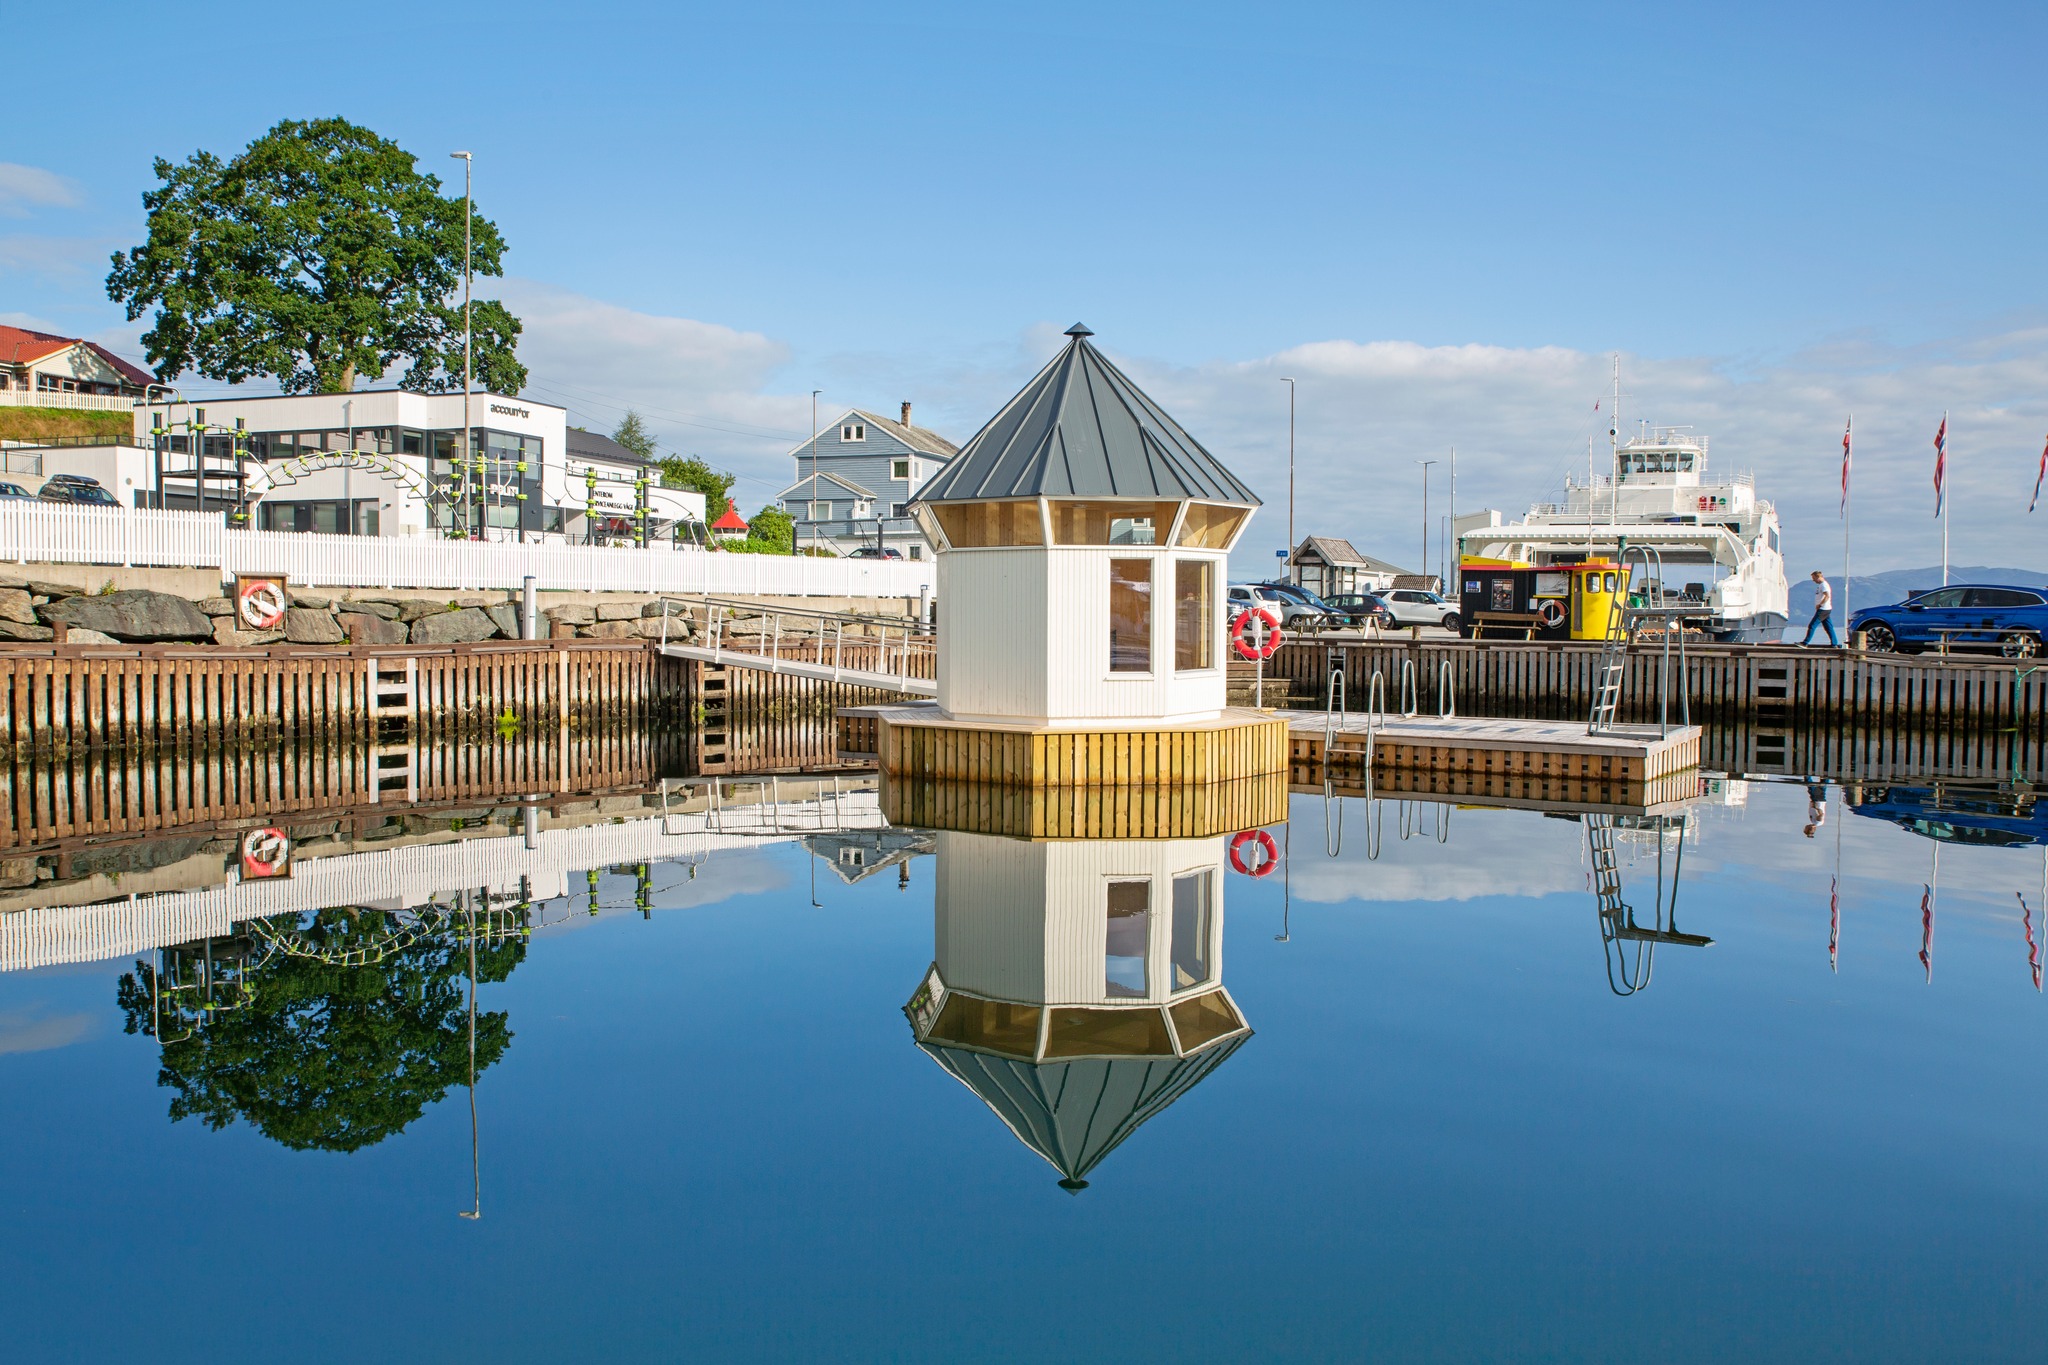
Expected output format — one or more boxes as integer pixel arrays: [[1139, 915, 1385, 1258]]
[[0, 325, 155, 389], [711, 498, 749, 531]]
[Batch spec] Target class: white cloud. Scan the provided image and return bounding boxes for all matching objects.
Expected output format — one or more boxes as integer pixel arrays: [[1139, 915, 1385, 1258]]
[[0, 1006, 92, 1055], [0, 163, 82, 218], [0, 233, 108, 281]]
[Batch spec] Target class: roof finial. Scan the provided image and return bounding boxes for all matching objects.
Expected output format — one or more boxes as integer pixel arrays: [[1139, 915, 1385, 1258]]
[[1064, 322, 1093, 338], [1058, 1177, 1090, 1194]]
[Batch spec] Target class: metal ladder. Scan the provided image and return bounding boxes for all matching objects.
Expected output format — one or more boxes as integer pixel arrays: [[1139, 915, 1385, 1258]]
[[1587, 546, 1693, 736]]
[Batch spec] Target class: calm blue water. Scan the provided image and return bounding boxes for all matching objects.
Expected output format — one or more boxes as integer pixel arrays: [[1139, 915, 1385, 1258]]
[[4, 777, 2046, 1362]]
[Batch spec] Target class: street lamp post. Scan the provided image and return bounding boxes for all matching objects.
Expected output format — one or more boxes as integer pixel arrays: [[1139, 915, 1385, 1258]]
[[450, 151, 474, 539], [1415, 459, 1436, 583], [1280, 377, 1296, 573]]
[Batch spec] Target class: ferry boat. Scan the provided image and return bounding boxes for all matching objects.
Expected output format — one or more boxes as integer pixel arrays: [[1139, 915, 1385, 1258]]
[[1458, 424, 1789, 642]]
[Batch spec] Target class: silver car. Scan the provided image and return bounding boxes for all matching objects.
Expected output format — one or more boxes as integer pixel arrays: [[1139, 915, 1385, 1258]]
[[1226, 583, 1328, 630]]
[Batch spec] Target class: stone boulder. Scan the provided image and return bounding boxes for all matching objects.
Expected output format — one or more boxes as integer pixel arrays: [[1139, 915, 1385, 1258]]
[[546, 604, 596, 625], [26, 580, 80, 598], [291, 593, 333, 610], [195, 597, 235, 617], [597, 601, 642, 621], [211, 618, 284, 646], [631, 617, 673, 639], [394, 599, 451, 623], [283, 608, 345, 644], [412, 607, 497, 644], [337, 599, 400, 620], [0, 589, 34, 624], [0, 621, 53, 642], [340, 613, 408, 645], [39, 590, 211, 642], [65, 628, 119, 645], [586, 619, 636, 638], [483, 603, 521, 638]]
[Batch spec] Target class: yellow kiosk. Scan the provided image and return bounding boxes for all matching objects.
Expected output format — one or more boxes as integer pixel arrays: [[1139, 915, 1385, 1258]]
[[1457, 558, 1623, 641]]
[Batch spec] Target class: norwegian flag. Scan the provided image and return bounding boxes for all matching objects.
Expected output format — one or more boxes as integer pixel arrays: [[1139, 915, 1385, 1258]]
[[1933, 416, 1948, 517], [2022, 892, 2043, 991], [1840, 419, 1852, 517], [2031, 433, 2048, 515], [1920, 883, 1935, 982]]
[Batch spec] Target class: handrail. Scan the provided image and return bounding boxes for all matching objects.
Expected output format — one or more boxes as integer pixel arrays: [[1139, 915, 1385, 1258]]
[[1438, 659, 1456, 719], [1398, 657, 1418, 718]]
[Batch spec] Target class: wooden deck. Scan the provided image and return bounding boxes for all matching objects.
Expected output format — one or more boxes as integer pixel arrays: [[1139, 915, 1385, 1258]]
[[1285, 712, 1703, 783], [863, 705, 1290, 787]]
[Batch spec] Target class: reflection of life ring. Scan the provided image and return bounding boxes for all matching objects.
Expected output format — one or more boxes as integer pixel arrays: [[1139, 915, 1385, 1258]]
[[1231, 607, 1284, 661], [241, 826, 290, 879], [1538, 600, 1565, 630], [239, 580, 287, 630], [1229, 828, 1280, 876]]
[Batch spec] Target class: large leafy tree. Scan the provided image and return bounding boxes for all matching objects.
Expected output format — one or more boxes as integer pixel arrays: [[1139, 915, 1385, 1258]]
[[106, 117, 526, 395], [116, 908, 524, 1153], [658, 455, 737, 514]]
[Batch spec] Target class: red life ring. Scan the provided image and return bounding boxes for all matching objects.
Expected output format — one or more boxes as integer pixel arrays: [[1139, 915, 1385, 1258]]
[[1229, 828, 1279, 876], [1538, 599, 1565, 629], [1230, 607, 1284, 661]]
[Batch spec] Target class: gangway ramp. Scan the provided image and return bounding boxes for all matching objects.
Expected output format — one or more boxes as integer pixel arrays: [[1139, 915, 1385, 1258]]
[[656, 596, 937, 696]]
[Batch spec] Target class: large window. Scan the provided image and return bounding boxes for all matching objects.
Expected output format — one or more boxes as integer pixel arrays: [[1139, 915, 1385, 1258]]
[[1051, 500, 1177, 546], [1175, 560, 1213, 670], [1105, 880, 1151, 998], [1171, 871, 1213, 991], [1175, 503, 1248, 550], [930, 499, 1043, 547], [1109, 559, 1153, 672]]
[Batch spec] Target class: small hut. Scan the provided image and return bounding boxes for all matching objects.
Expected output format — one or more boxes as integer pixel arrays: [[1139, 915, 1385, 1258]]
[[710, 499, 750, 542], [889, 326, 1283, 785]]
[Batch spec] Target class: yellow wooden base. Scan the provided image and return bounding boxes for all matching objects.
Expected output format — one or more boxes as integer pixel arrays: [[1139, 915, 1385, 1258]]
[[883, 771, 1287, 840], [869, 706, 1289, 787]]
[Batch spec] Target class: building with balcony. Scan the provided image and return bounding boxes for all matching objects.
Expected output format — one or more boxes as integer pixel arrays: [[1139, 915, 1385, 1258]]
[[778, 402, 957, 558], [0, 326, 157, 409]]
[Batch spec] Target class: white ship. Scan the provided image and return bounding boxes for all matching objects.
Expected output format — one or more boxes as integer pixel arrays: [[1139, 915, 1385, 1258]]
[[1460, 423, 1790, 642]]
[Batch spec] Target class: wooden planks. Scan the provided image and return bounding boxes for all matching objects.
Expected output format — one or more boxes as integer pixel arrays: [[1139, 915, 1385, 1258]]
[[881, 772, 1288, 840], [872, 709, 1289, 788]]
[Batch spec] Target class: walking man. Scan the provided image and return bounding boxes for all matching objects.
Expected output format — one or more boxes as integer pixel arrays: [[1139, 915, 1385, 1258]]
[[1800, 570, 1840, 647]]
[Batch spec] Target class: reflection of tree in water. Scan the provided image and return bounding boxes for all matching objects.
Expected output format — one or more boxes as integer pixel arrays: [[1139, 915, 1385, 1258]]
[[116, 907, 524, 1153]]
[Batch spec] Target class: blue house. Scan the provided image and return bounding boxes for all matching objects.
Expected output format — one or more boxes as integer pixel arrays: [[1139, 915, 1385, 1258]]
[[779, 403, 957, 558]]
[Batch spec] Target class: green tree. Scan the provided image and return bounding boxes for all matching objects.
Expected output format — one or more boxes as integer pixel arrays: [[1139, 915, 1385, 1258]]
[[116, 909, 524, 1153], [106, 117, 526, 395], [657, 454, 736, 513], [612, 410, 657, 461], [738, 504, 795, 554]]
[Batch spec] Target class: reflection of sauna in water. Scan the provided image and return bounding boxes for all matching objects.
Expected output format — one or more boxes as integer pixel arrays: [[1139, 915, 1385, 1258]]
[[903, 831, 1250, 1191]]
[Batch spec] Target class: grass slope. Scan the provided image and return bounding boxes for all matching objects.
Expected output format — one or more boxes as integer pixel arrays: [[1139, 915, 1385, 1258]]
[[0, 407, 135, 443]]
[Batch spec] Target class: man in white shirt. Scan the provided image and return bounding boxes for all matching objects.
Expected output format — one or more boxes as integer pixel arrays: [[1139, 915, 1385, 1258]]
[[1799, 570, 1840, 647]]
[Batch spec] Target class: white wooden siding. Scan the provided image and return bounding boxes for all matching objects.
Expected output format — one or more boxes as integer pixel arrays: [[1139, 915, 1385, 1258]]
[[937, 549, 1049, 719]]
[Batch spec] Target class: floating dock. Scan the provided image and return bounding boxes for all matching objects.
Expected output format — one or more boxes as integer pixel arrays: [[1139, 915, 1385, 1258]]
[[1287, 712, 1702, 783]]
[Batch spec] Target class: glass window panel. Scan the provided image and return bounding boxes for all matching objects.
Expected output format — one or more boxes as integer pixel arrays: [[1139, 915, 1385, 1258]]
[[1168, 990, 1243, 1053], [1050, 500, 1177, 546], [1044, 1007, 1174, 1058], [1175, 559, 1213, 670], [931, 500, 1043, 547], [1106, 879, 1150, 998], [1170, 871, 1213, 990], [1110, 559, 1153, 673], [926, 995, 1041, 1058], [1174, 503, 1249, 550]]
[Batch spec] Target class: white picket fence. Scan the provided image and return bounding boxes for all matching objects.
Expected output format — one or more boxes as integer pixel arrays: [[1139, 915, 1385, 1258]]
[[0, 501, 935, 598]]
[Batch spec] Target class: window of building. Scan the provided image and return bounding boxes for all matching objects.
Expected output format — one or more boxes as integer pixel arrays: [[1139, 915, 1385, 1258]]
[[1168, 990, 1243, 1052], [1170, 871, 1213, 990], [839, 847, 866, 867], [1174, 502, 1249, 550], [1175, 559, 1213, 670], [1050, 500, 1178, 546], [841, 422, 866, 442], [892, 458, 910, 480], [1106, 880, 1151, 998], [929, 499, 1043, 548], [808, 501, 829, 520], [1110, 559, 1153, 672], [891, 501, 908, 518]]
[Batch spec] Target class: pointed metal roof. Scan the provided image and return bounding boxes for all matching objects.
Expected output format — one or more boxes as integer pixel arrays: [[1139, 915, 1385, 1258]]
[[913, 325, 1261, 506]]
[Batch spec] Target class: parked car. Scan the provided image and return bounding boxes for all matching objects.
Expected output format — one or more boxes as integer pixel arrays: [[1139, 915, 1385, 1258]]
[[847, 546, 904, 559], [1322, 591, 1394, 628], [38, 474, 119, 507], [0, 481, 35, 500], [1848, 584, 2048, 658], [1377, 586, 1463, 632], [1227, 583, 1330, 631]]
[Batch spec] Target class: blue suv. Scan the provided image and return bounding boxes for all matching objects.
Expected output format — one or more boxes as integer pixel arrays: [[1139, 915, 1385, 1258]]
[[1848, 584, 2048, 658]]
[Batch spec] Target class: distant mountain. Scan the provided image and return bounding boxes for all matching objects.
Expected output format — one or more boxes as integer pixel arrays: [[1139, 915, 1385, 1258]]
[[1784, 565, 2048, 634]]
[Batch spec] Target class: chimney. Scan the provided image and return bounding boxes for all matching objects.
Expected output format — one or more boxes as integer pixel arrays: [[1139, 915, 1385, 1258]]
[[900, 401, 912, 428]]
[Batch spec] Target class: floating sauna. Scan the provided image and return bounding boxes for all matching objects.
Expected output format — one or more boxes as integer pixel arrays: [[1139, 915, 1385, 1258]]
[[877, 324, 1285, 787]]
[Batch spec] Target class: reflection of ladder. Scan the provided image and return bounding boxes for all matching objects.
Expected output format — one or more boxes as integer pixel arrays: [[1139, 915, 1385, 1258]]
[[694, 665, 732, 772], [1587, 811, 1709, 996]]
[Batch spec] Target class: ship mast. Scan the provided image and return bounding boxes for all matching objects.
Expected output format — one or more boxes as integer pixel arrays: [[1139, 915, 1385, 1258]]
[[1609, 354, 1622, 534]]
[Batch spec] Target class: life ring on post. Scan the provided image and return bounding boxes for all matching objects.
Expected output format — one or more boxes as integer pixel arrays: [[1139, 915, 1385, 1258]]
[[1229, 828, 1280, 877], [1538, 599, 1565, 630], [1231, 607, 1284, 661]]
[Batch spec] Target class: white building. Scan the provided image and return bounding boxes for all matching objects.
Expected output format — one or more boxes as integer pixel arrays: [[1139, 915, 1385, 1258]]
[[910, 324, 1260, 727], [113, 390, 701, 539], [906, 828, 1251, 1191]]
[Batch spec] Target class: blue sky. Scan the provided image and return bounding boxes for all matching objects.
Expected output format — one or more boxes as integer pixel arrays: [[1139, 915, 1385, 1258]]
[[6, 0, 2046, 572]]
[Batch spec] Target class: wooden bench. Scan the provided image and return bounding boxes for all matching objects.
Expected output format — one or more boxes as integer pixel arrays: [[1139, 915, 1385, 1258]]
[[1471, 611, 1544, 640]]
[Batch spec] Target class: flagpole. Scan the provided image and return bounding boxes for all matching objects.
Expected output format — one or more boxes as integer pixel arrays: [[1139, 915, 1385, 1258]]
[[1843, 416, 1852, 643], [1942, 411, 1950, 587]]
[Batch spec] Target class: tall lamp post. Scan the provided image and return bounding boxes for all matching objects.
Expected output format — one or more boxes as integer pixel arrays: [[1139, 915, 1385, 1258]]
[[1280, 377, 1296, 574], [449, 151, 474, 538], [1414, 459, 1436, 583]]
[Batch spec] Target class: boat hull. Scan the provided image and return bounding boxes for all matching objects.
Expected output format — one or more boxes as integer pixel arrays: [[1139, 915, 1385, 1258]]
[[1710, 613, 1788, 644]]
